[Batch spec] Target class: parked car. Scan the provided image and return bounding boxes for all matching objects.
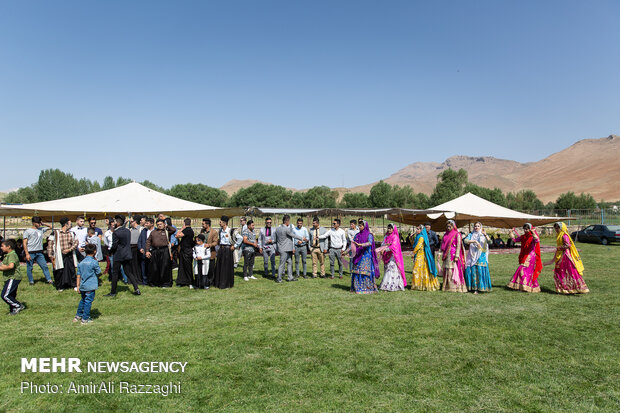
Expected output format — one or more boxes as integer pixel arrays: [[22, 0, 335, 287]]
[[571, 225, 620, 245]]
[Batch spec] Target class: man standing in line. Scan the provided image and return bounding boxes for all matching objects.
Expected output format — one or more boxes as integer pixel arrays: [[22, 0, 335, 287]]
[[424, 222, 440, 256], [258, 217, 276, 279], [214, 216, 235, 289], [241, 220, 259, 281], [129, 216, 143, 285], [47, 217, 78, 291], [22, 216, 54, 285], [319, 218, 348, 279], [175, 218, 195, 287], [105, 215, 141, 297], [145, 218, 176, 287], [292, 218, 310, 279], [345, 219, 359, 275], [137, 218, 154, 285], [70, 216, 89, 262], [273, 215, 306, 283], [308, 217, 328, 278], [200, 218, 218, 289]]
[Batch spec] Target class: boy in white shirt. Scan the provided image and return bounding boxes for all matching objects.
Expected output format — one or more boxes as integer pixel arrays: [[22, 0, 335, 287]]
[[192, 234, 210, 289]]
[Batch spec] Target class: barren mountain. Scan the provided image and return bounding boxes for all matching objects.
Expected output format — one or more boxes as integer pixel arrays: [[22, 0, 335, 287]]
[[221, 135, 620, 202], [220, 179, 264, 195]]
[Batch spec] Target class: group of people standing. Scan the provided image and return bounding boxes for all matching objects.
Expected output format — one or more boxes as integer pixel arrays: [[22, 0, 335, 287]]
[[4, 213, 591, 317], [348, 219, 589, 296]]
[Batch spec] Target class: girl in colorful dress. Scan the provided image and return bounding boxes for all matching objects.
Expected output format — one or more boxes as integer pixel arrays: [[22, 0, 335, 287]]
[[506, 223, 542, 292], [463, 222, 492, 293], [411, 225, 439, 291], [544, 222, 589, 294], [350, 220, 379, 294], [378, 224, 406, 291], [440, 220, 467, 293]]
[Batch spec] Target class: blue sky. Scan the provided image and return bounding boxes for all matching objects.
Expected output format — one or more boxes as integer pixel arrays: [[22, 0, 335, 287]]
[[1, 0, 619, 191]]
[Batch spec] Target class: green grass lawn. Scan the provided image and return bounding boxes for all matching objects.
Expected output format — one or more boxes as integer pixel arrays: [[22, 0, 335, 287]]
[[1, 238, 619, 412]]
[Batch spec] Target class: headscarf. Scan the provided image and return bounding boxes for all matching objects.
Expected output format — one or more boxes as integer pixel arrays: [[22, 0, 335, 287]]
[[518, 226, 542, 281], [382, 225, 406, 286], [353, 221, 381, 278], [414, 227, 437, 276], [555, 222, 584, 275], [465, 226, 488, 267]]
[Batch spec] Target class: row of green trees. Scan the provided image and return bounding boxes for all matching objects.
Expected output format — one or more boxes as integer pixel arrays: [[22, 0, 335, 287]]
[[3, 168, 601, 211]]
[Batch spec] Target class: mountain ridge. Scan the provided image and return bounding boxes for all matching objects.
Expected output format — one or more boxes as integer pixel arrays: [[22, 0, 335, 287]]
[[220, 135, 620, 202]]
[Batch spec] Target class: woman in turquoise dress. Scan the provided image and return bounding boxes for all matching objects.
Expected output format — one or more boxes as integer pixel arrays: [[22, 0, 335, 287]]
[[350, 220, 379, 294], [463, 222, 492, 293]]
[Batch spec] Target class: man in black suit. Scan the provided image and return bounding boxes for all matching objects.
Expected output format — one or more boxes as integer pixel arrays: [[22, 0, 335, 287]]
[[105, 215, 141, 297]]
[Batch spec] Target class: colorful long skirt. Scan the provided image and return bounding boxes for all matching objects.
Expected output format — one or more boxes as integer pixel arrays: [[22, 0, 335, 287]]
[[464, 264, 492, 292], [507, 253, 540, 293], [554, 253, 589, 294], [351, 273, 378, 294], [441, 259, 467, 293], [411, 253, 439, 291], [379, 259, 404, 291]]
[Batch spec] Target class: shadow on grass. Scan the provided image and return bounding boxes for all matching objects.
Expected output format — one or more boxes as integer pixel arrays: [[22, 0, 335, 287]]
[[331, 284, 350, 291], [89, 309, 102, 320]]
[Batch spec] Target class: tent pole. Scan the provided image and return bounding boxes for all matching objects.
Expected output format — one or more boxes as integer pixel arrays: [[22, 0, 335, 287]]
[[3, 216, 5, 240]]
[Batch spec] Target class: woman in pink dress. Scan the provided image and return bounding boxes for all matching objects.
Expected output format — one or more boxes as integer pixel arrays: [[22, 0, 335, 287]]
[[507, 223, 542, 293], [440, 220, 467, 293], [378, 224, 406, 291], [544, 222, 589, 294]]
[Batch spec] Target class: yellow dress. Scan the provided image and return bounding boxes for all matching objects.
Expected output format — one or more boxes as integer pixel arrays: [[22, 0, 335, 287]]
[[411, 237, 439, 291]]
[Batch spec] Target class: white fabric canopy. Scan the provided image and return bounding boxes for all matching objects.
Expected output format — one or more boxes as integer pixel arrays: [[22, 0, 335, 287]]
[[388, 192, 567, 229], [0, 182, 244, 218]]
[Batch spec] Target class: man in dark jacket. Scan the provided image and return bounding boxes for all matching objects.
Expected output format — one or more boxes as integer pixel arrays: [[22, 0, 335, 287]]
[[105, 215, 141, 297], [424, 222, 440, 256]]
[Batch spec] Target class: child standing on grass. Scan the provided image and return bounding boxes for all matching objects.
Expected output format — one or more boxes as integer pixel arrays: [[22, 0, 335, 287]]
[[1, 239, 25, 315], [74, 244, 101, 324], [192, 234, 209, 289], [86, 227, 103, 262]]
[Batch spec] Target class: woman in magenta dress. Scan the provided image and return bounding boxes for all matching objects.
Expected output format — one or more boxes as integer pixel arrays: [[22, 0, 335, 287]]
[[378, 224, 406, 291], [544, 222, 589, 294], [440, 220, 467, 293], [507, 223, 542, 293]]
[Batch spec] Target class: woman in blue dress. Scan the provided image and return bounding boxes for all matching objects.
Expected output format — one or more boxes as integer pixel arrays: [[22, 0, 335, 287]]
[[350, 220, 379, 294], [463, 222, 492, 293]]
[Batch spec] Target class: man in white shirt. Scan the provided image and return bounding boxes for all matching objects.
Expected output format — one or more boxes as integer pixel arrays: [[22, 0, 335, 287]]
[[70, 216, 89, 262], [319, 218, 347, 279], [346, 219, 360, 275], [292, 218, 310, 279]]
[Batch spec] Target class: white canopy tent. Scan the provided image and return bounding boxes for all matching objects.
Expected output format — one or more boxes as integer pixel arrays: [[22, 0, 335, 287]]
[[388, 192, 566, 229], [0, 182, 244, 219]]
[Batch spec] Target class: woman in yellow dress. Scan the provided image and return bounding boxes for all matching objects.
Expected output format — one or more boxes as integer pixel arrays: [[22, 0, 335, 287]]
[[411, 225, 439, 291]]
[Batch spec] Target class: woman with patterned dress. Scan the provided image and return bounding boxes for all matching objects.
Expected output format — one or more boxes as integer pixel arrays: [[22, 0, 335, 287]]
[[440, 220, 467, 292], [411, 225, 439, 291], [350, 220, 379, 294], [544, 222, 589, 294], [463, 222, 492, 293], [507, 223, 542, 293], [378, 224, 405, 291]]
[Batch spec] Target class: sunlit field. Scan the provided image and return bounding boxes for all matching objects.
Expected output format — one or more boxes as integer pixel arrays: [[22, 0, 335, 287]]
[[1, 238, 618, 412]]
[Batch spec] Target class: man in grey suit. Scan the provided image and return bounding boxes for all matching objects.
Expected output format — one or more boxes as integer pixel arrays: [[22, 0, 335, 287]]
[[273, 215, 306, 283], [258, 217, 277, 279]]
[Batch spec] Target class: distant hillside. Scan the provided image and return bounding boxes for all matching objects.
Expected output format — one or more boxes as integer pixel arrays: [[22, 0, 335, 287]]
[[220, 135, 620, 202]]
